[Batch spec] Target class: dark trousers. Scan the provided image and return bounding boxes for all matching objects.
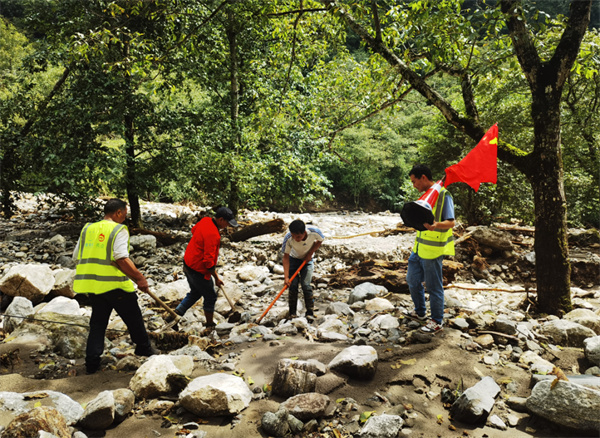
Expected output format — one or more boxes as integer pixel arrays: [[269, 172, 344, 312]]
[[175, 263, 218, 315], [288, 257, 314, 315], [86, 289, 150, 369]]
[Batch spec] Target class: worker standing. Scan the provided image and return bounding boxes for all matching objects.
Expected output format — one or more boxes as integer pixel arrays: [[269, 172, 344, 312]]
[[73, 198, 157, 374]]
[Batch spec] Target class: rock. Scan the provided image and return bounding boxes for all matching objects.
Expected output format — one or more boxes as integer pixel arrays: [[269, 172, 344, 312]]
[[348, 282, 382, 305], [449, 317, 469, 330], [0, 390, 83, 426], [519, 351, 554, 375], [179, 373, 253, 416], [237, 265, 269, 282], [77, 390, 115, 430], [537, 319, 596, 348], [261, 407, 290, 437], [328, 345, 378, 380], [112, 388, 135, 423], [368, 314, 399, 330], [564, 309, 600, 335], [38, 296, 81, 316], [358, 414, 404, 438], [129, 355, 190, 399], [280, 393, 330, 421], [474, 334, 495, 348], [530, 374, 600, 391], [325, 302, 355, 317], [364, 297, 394, 312], [450, 376, 501, 423], [3, 406, 70, 438], [0, 264, 55, 303], [129, 234, 157, 251], [494, 316, 517, 335], [526, 380, 600, 432], [584, 336, 600, 366], [51, 269, 76, 298], [10, 312, 88, 359], [487, 414, 507, 430], [471, 227, 514, 251], [3, 296, 34, 333], [272, 359, 318, 397]]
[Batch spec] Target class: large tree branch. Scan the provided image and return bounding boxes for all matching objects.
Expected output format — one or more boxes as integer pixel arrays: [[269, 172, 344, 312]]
[[500, 0, 541, 87], [320, 0, 529, 171], [549, 0, 592, 88]]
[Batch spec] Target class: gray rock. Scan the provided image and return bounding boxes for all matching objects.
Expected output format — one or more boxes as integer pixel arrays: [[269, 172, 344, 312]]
[[538, 319, 596, 348], [51, 269, 76, 298], [494, 316, 517, 335], [179, 373, 252, 416], [280, 393, 330, 421], [359, 414, 404, 438], [348, 282, 381, 305], [0, 264, 55, 303], [325, 302, 355, 317], [3, 296, 34, 333], [261, 408, 290, 437], [564, 309, 600, 335], [78, 390, 115, 430], [328, 345, 377, 380], [526, 380, 600, 432], [272, 359, 318, 397], [3, 407, 70, 438], [450, 376, 501, 423], [129, 234, 157, 251]]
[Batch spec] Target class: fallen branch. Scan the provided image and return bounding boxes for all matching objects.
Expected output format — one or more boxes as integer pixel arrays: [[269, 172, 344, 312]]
[[447, 283, 536, 293]]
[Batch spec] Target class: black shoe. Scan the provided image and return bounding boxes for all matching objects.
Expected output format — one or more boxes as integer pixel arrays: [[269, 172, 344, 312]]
[[86, 364, 100, 375], [135, 344, 160, 357]]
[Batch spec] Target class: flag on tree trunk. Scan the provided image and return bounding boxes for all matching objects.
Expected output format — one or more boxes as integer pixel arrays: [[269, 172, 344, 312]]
[[444, 124, 498, 191]]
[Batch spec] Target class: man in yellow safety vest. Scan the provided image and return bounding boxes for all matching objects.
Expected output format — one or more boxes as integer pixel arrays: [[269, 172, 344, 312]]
[[404, 165, 455, 333], [73, 198, 157, 374]]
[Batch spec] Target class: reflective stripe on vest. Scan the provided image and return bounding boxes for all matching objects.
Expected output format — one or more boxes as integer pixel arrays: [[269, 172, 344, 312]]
[[413, 188, 455, 259], [73, 220, 135, 294]]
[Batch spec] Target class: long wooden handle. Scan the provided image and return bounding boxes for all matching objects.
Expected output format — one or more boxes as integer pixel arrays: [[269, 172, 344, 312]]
[[146, 288, 180, 319], [256, 260, 307, 323], [219, 285, 236, 311]]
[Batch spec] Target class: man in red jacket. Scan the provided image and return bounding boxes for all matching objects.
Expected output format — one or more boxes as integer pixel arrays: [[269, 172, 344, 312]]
[[172, 207, 239, 330]]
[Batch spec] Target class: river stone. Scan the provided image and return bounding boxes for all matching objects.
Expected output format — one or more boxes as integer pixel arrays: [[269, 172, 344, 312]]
[[179, 373, 252, 416], [0, 263, 55, 303], [527, 380, 600, 432], [280, 393, 331, 421], [328, 345, 378, 380]]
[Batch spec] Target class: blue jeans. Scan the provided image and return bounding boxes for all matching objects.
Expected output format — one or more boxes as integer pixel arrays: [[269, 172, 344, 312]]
[[288, 257, 314, 315], [406, 252, 445, 324], [176, 263, 217, 315]]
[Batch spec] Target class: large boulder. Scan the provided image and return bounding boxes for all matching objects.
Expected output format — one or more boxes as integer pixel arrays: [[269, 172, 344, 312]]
[[179, 374, 252, 416], [0, 264, 55, 303], [129, 355, 191, 399], [328, 345, 378, 380], [527, 380, 600, 432]]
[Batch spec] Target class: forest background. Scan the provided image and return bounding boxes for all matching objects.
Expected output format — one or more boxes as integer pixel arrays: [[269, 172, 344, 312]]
[[0, 0, 598, 316]]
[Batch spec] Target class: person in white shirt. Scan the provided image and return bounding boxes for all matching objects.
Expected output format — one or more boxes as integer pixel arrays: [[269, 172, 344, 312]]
[[281, 219, 324, 320]]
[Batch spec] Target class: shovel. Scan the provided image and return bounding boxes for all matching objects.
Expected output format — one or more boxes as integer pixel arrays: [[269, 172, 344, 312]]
[[256, 260, 307, 324], [219, 285, 242, 323]]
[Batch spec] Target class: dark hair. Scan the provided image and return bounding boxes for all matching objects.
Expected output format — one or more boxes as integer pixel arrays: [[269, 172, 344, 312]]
[[289, 219, 306, 234], [104, 198, 127, 215], [409, 164, 433, 181]]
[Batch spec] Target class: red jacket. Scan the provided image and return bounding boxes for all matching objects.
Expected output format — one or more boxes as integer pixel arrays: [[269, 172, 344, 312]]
[[184, 217, 221, 279]]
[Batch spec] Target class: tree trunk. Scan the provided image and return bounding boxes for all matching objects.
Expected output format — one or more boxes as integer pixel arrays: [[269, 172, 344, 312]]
[[529, 91, 571, 315], [124, 113, 142, 229], [229, 218, 285, 242], [226, 12, 241, 213]]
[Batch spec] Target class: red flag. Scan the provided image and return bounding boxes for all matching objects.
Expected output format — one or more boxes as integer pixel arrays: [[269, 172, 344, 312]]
[[444, 124, 498, 192]]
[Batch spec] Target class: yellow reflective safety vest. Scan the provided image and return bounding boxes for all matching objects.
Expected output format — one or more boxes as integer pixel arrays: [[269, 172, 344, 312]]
[[73, 220, 135, 294], [412, 188, 455, 259]]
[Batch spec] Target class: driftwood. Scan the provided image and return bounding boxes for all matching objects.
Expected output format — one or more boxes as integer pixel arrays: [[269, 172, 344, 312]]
[[327, 259, 464, 293], [229, 218, 285, 242]]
